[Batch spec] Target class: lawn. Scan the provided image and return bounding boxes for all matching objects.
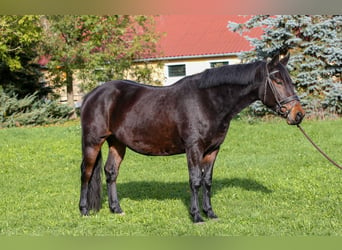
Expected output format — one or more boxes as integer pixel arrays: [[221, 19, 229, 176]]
[[0, 118, 341, 236]]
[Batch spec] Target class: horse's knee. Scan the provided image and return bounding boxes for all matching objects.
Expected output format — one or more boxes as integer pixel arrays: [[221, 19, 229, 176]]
[[202, 177, 212, 189], [189, 176, 202, 191]]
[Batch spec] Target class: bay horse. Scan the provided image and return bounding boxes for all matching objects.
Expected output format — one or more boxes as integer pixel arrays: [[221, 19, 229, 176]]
[[79, 54, 305, 223]]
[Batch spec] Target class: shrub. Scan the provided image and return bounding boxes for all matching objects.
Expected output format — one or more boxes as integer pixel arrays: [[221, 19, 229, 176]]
[[0, 89, 72, 128]]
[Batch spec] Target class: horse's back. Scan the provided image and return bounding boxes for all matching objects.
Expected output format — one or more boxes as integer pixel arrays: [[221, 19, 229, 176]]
[[82, 80, 149, 112]]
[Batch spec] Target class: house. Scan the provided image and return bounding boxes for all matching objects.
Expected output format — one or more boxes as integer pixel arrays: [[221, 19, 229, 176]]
[[136, 15, 260, 85], [41, 15, 260, 104]]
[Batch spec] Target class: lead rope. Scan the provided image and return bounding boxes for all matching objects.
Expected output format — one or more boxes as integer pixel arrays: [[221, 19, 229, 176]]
[[297, 124, 342, 170]]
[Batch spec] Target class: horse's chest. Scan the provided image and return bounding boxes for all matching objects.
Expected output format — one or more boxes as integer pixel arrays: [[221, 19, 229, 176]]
[[202, 121, 230, 148]]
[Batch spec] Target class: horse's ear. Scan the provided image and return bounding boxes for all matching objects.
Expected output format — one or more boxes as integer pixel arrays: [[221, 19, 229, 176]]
[[267, 54, 280, 69], [280, 52, 290, 66]]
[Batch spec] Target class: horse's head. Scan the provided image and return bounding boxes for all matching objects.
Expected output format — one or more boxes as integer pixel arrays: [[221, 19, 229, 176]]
[[259, 53, 305, 125]]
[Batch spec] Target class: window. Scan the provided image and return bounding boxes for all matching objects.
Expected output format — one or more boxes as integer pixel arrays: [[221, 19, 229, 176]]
[[168, 64, 186, 77], [210, 61, 229, 68]]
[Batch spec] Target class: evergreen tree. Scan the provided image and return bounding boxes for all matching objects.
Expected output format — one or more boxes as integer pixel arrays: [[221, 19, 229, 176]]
[[229, 15, 342, 115]]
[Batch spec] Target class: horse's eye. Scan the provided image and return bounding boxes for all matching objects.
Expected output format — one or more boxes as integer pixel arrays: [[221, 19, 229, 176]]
[[274, 78, 283, 85]]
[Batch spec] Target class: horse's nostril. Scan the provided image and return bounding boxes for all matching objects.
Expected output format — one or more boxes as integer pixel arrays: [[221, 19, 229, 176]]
[[296, 112, 303, 123]]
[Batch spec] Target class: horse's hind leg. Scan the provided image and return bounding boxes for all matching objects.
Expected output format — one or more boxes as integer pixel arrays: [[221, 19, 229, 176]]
[[186, 146, 219, 223], [104, 136, 126, 214], [79, 144, 103, 216]]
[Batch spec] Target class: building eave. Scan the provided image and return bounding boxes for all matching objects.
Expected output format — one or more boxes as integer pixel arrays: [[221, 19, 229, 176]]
[[134, 52, 243, 63]]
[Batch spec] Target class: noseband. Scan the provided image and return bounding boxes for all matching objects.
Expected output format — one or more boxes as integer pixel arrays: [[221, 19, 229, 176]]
[[264, 68, 299, 118]]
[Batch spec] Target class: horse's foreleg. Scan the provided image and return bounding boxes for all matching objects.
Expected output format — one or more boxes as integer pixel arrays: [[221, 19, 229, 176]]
[[201, 149, 219, 219], [104, 137, 126, 214], [186, 146, 205, 223]]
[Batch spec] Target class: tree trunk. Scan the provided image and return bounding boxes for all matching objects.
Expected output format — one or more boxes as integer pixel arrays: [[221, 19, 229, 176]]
[[65, 68, 76, 119]]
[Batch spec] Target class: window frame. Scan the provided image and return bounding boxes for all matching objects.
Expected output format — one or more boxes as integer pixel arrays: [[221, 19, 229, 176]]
[[168, 64, 186, 77]]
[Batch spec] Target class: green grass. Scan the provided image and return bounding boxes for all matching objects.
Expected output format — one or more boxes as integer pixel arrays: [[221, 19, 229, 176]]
[[0, 119, 341, 236]]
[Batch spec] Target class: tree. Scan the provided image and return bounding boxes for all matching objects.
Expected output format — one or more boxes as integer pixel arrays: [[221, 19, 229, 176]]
[[41, 15, 160, 110], [229, 15, 342, 115], [0, 15, 46, 98]]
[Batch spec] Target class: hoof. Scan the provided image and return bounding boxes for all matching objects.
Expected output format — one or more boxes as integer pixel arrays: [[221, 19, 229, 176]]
[[80, 207, 89, 216], [205, 210, 218, 220], [109, 206, 123, 214], [193, 214, 205, 224]]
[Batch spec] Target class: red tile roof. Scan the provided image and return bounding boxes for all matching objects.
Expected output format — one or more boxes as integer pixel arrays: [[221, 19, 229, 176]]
[[148, 15, 261, 60]]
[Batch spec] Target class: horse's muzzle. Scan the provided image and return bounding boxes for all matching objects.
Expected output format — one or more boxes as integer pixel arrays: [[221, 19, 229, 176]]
[[286, 102, 305, 125]]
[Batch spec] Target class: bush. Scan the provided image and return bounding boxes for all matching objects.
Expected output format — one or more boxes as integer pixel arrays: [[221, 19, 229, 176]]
[[0, 89, 72, 128]]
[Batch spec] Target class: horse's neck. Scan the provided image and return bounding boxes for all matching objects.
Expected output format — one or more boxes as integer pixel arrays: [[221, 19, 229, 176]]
[[230, 84, 259, 117], [208, 83, 259, 120]]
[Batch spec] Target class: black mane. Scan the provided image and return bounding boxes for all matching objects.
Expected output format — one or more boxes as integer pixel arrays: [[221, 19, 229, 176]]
[[199, 61, 265, 88]]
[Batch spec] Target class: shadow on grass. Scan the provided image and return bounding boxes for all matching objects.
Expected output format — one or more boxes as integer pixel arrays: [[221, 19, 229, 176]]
[[102, 177, 272, 208]]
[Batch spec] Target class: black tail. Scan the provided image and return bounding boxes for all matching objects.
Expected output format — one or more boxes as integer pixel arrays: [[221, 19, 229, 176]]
[[87, 151, 102, 212]]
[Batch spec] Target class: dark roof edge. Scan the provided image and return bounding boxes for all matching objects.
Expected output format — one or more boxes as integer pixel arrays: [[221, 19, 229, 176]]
[[134, 52, 244, 62]]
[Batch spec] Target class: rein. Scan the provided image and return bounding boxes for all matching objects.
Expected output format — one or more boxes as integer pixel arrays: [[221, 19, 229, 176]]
[[297, 124, 342, 170]]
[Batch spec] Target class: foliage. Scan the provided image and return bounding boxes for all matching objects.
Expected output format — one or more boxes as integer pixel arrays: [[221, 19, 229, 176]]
[[0, 88, 72, 128], [0, 15, 48, 98], [0, 15, 161, 127], [41, 15, 161, 106], [229, 15, 342, 116], [0, 120, 341, 235]]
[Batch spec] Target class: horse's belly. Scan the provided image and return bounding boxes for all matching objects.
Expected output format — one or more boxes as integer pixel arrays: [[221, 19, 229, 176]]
[[113, 123, 184, 156], [128, 141, 185, 156]]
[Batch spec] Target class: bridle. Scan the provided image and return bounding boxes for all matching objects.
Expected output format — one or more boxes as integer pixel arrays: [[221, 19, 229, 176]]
[[263, 67, 299, 118]]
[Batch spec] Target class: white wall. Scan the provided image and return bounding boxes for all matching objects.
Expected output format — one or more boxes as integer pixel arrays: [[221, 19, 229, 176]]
[[163, 57, 241, 86]]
